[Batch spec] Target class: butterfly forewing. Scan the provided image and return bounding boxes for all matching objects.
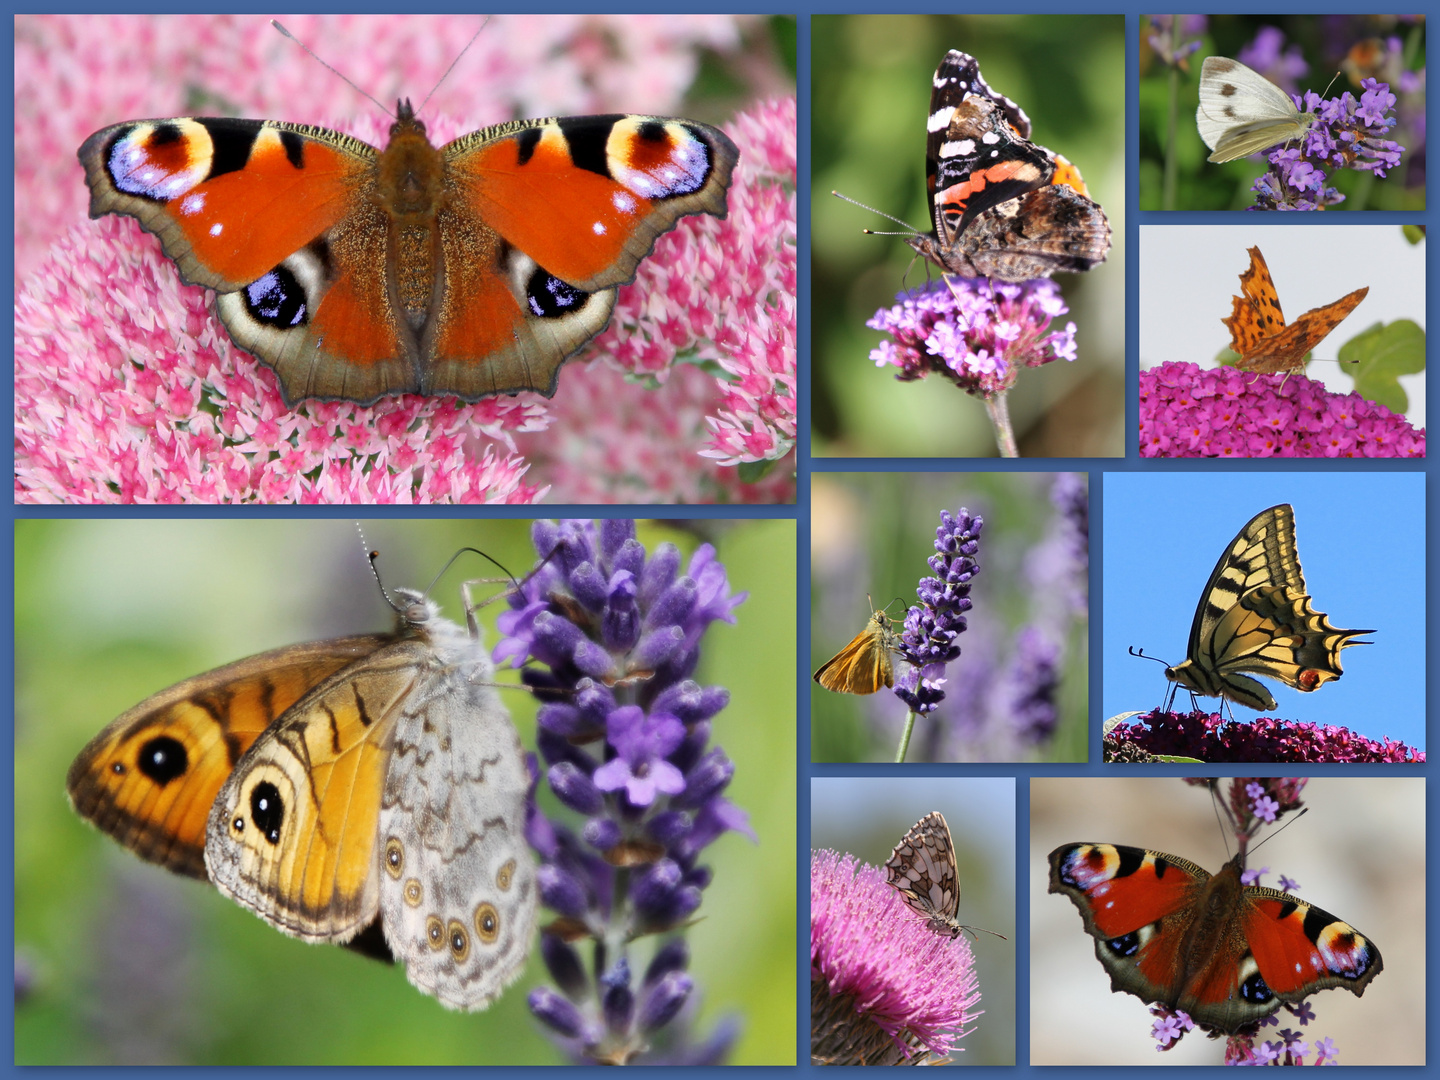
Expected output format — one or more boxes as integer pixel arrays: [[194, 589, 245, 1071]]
[[885, 811, 962, 934], [1164, 504, 1373, 711]]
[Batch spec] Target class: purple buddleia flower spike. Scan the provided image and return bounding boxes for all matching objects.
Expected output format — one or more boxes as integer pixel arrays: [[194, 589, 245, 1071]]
[[502, 520, 750, 1064]]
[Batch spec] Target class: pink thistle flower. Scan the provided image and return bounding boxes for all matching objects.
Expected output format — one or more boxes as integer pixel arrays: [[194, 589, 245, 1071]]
[[1139, 362, 1424, 459], [16, 15, 795, 503], [811, 848, 981, 1065]]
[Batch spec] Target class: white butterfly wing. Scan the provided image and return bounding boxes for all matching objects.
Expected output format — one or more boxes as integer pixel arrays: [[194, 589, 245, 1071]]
[[1196, 56, 1312, 163]]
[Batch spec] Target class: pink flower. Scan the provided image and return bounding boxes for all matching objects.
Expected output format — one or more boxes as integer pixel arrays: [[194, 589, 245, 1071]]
[[811, 849, 980, 1064], [15, 15, 796, 503], [1140, 362, 1424, 459]]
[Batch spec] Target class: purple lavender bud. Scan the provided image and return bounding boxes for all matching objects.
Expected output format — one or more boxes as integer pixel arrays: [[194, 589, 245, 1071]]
[[533, 611, 585, 664], [529, 986, 592, 1040], [573, 638, 617, 680], [569, 560, 610, 610], [601, 958, 635, 1035], [638, 543, 682, 607], [638, 970, 693, 1034], [643, 938, 689, 986], [601, 573, 641, 651], [538, 863, 590, 918], [672, 748, 733, 809], [634, 626, 685, 670], [584, 815, 623, 851], [549, 762, 604, 814], [610, 537, 646, 581], [647, 578, 698, 629], [599, 519, 637, 566], [537, 702, 590, 739], [541, 933, 588, 1000], [646, 810, 692, 846]]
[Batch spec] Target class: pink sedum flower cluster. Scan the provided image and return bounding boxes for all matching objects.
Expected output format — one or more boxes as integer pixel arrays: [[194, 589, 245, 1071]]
[[1140, 362, 1425, 458], [1106, 710, 1425, 763]]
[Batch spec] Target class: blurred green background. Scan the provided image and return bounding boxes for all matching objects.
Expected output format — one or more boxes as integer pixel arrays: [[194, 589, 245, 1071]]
[[1139, 15, 1427, 210], [15, 519, 795, 1064], [812, 14, 1126, 458], [810, 473, 1088, 763]]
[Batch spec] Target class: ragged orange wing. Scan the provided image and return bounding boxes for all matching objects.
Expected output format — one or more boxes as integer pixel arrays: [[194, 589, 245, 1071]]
[[1222, 246, 1369, 373]]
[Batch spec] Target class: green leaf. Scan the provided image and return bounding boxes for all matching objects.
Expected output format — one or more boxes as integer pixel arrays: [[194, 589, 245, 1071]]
[[738, 458, 778, 484], [1341, 319, 1426, 414], [1402, 224, 1426, 245]]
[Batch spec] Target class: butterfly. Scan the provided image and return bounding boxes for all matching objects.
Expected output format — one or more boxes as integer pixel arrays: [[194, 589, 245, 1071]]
[[904, 50, 1111, 282], [812, 601, 903, 695], [1196, 56, 1316, 164], [885, 811, 1006, 941], [66, 576, 536, 1011], [1163, 504, 1372, 712], [1049, 840, 1382, 1034], [78, 96, 738, 407], [1222, 246, 1369, 375]]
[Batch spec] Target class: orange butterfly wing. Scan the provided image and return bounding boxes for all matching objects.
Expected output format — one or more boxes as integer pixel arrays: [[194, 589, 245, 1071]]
[[66, 637, 387, 878], [1222, 246, 1369, 374]]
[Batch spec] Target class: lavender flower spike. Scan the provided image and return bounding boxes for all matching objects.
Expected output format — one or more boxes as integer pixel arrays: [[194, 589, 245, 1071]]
[[895, 508, 983, 715], [504, 520, 750, 1065]]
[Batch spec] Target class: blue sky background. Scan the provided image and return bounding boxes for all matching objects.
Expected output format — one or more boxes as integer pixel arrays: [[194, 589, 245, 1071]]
[[1103, 472, 1425, 749]]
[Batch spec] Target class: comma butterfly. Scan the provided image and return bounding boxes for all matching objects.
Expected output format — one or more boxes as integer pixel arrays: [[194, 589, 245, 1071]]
[[1222, 246, 1369, 375]]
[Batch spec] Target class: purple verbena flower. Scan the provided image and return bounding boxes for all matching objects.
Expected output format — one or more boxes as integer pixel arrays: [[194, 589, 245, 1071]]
[[1139, 362, 1425, 459], [811, 849, 981, 1064], [508, 519, 749, 1064], [868, 278, 1077, 398]]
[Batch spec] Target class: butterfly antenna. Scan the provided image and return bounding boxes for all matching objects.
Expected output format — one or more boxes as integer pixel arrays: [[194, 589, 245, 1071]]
[[414, 18, 491, 118], [1128, 646, 1170, 667], [270, 21, 395, 118], [831, 190, 925, 236], [427, 546, 521, 600], [1249, 807, 1310, 857], [355, 526, 406, 615]]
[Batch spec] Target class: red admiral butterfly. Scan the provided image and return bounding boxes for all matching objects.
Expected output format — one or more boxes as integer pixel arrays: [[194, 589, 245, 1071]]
[[843, 50, 1111, 283]]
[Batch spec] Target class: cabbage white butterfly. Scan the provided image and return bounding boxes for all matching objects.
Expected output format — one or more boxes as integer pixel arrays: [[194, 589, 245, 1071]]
[[1195, 56, 1315, 163]]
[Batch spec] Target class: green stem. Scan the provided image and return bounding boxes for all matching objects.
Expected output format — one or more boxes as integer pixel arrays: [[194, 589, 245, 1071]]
[[895, 709, 918, 763], [984, 391, 1018, 457]]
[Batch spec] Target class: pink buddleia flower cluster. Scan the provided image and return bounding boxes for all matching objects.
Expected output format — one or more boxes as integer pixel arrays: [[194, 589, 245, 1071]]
[[14, 13, 753, 283], [1105, 710, 1425, 763], [811, 849, 980, 1064], [1139, 362, 1425, 458]]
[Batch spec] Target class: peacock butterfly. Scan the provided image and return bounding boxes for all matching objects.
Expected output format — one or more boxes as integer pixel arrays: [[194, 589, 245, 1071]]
[[78, 97, 738, 407], [1048, 841, 1383, 1035]]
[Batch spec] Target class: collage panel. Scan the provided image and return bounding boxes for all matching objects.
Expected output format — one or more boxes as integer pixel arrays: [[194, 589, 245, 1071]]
[[1103, 472, 1425, 762], [811, 776, 1015, 1065], [1139, 15, 1425, 211], [810, 471, 1088, 763], [1140, 223, 1426, 459], [811, 13, 1125, 458], [15, 13, 798, 506], [1030, 776, 1424, 1065], [15, 519, 796, 1064]]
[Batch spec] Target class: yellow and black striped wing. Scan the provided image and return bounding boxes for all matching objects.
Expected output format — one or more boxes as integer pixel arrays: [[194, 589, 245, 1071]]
[[1165, 505, 1372, 711]]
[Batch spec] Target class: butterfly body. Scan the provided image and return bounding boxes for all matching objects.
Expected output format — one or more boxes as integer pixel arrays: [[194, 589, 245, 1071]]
[[79, 101, 738, 406], [886, 811, 1005, 942], [1163, 504, 1372, 712], [1222, 246, 1368, 374], [1196, 56, 1315, 164], [1049, 841, 1382, 1034], [68, 587, 536, 1011], [906, 50, 1110, 282], [812, 607, 901, 695]]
